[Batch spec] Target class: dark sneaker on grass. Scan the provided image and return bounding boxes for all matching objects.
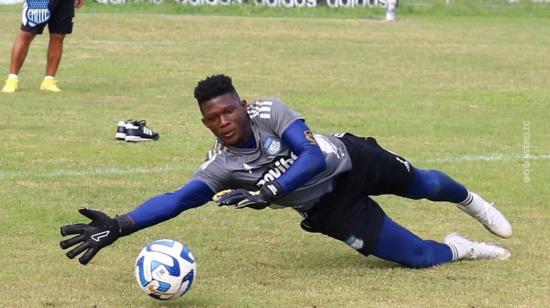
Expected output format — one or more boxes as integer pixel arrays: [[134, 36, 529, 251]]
[[115, 120, 131, 140], [125, 120, 159, 142]]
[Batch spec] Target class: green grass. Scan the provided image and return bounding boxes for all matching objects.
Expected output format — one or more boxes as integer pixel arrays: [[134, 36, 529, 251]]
[[1, 3, 550, 307]]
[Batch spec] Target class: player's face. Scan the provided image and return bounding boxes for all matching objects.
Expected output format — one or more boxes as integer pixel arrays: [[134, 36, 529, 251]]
[[200, 92, 252, 146]]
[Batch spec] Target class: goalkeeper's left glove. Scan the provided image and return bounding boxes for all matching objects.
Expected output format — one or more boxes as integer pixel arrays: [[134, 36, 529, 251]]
[[213, 182, 283, 210]]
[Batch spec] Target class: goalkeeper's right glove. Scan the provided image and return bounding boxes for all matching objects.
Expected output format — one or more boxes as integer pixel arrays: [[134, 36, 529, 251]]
[[59, 208, 134, 265], [212, 181, 283, 210]]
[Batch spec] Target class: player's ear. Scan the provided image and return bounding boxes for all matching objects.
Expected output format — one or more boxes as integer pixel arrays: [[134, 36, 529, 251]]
[[240, 99, 248, 108], [201, 118, 207, 127]]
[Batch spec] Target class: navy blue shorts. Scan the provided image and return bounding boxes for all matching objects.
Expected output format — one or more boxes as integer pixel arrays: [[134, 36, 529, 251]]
[[21, 0, 75, 35], [300, 133, 416, 256]]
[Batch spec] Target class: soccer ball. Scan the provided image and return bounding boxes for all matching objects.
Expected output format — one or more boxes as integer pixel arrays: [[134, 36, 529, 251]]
[[135, 239, 196, 300]]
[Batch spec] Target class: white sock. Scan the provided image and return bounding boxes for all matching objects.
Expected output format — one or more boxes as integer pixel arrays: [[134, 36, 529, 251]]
[[458, 191, 488, 208], [44, 75, 55, 80], [445, 233, 474, 261], [8, 73, 18, 79], [458, 191, 473, 206], [447, 243, 460, 261]]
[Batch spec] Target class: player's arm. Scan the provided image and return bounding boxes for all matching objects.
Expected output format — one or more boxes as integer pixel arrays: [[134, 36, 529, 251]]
[[127, 179, 214, 230], [276, 119, 327, 193], [214, 119, 326, 208], [60, 179, 214, 265]]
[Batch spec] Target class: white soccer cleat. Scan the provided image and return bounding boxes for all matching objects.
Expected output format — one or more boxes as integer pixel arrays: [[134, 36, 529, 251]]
[[445, 232, 511, 261], [457, 192, 512, 238]]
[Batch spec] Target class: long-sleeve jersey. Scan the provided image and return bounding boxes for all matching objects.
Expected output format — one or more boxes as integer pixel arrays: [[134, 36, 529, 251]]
[[128, 98, 351, 230]]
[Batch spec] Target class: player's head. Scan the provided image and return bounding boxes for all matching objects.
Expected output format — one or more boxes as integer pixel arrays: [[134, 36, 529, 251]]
[[194, 74, 251, 146]]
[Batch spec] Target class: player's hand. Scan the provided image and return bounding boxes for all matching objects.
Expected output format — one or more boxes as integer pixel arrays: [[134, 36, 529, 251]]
[[213, 182, 282, 210], [60, 208, 122, 265]]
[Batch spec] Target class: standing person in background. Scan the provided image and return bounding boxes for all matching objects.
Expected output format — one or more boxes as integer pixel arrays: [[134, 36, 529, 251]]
[[386, 0, 398, 22], [2, 0, 86, 93]]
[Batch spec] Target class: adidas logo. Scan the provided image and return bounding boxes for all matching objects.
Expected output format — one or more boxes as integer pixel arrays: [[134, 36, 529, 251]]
[[115, 119, 159, 142]]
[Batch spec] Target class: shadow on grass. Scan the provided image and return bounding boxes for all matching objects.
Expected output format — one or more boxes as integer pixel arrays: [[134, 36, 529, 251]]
[[139, 296, 219, 307], [284, 251, 397, 271]]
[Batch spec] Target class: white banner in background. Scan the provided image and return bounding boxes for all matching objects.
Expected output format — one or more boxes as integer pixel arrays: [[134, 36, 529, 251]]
[[92, 0, 390, 7], [255, 0, 317, 7], [0, 0, 24, 4]]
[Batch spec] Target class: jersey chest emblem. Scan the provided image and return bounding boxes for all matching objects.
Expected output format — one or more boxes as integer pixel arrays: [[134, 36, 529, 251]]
[[262, 136, 282, 156], [25, 0, 51, 25]]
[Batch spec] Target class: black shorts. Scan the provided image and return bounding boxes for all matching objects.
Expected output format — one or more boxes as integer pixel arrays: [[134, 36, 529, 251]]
[[339, 133, 415, 197], [21, 0, 75, 35], [300, 133, 416, 256]]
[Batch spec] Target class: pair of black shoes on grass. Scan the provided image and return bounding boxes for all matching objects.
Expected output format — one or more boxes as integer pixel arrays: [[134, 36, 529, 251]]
[[115, 120, 159, 142]]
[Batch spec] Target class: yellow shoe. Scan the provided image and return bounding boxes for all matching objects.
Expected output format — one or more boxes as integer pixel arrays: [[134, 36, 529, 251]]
[[2, 76, 19, 93], [40, 77, 61, 92]]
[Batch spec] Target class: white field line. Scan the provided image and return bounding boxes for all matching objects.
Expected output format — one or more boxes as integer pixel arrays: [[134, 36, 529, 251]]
[[423, 153, 550, 163], [0, 166, 188, 180], [1, 153, 549, 180]]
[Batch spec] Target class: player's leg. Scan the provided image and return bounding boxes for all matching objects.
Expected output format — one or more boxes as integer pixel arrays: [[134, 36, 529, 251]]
[[372, 215, 453, 268], [301, 196, 510, 268], [2, 31, 36, 93], [373, 214, 510, 268], [301, 192, 450, 269], [399, 168, 512, 238], [40, 0, 74, 92], [400, 168, 467, 202], [40, 33, 64, 92], [10, 31, 37, 75], [340, 134, 512, 239], [45, 33, 65, 78]]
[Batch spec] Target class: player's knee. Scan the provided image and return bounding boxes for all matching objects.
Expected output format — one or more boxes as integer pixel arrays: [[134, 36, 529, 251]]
[[49, 34, 66, 44], [18, 31, 36, 43], [418, 169, 442, 199]]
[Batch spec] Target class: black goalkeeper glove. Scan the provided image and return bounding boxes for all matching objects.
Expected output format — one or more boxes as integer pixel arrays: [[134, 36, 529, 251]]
[[212, 182, 283, 210], [60, 208, 134, 265]]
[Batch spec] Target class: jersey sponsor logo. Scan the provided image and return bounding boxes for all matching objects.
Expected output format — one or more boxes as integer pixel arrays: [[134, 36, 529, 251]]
[[256, 153, 298, 187], [24, 0, 51, 26], [262, 136, 282, 156], [265, 183, 280, 196]]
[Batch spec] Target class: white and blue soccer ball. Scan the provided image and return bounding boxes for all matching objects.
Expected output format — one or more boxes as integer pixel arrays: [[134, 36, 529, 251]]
[[135, 239, 196, 300]]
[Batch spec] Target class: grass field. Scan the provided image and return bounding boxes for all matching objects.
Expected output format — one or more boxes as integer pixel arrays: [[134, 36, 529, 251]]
[[1, 2, 549, 307]]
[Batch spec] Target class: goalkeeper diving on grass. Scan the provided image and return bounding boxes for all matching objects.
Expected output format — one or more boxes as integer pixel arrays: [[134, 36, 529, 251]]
[[60, 74, 512, 267]]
